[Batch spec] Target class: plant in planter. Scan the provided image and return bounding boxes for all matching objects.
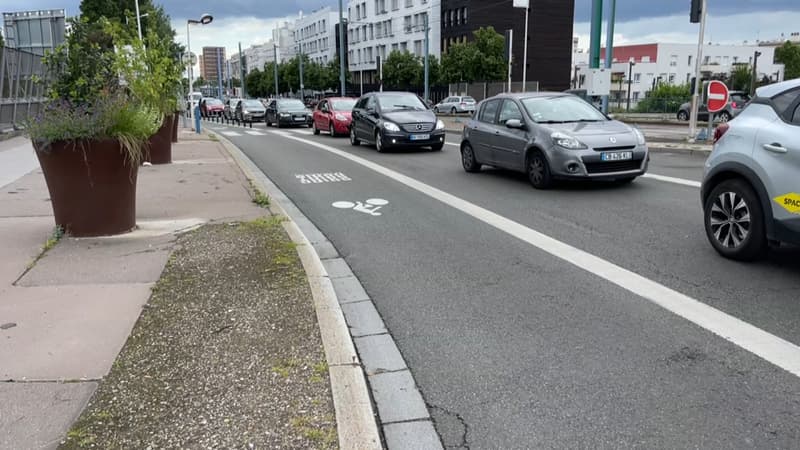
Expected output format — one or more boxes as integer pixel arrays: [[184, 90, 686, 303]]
[[26, 18, 159, 237]]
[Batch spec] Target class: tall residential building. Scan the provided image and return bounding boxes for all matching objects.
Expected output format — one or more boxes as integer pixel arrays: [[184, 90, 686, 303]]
[[2, 9, 66, 56], [294, 7, 340, 65], [230, 41, 280, 78], [200, 46, 226, 83], [273, 22, 297, 63], [441, 0, 575, 91], [346, 0, 442, 84]]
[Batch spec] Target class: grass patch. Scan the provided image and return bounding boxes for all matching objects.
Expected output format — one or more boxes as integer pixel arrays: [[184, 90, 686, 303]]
[[43, 226, 64, 252], [291, 416, 337, 446], [248, 180, 271, 208], [65, 428, 95, 447], [272, 358, 300, 378], [208, 133, 218, 141]]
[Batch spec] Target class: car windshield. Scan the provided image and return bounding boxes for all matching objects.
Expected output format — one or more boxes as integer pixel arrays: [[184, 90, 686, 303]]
[[279, 99, 306, 110], [205, 99, 223, 106], [521, 95, 608, 123], [331, 99, 357, 110], [377, 94, 427, 111], [242, 100, 263, 108]]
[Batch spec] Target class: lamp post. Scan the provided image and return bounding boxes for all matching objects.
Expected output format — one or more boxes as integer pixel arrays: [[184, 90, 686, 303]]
[[125, 12, 149, 40], [626, 60, 635, 112], [186, 13, 213, 125], [750, 50, 762, 96]]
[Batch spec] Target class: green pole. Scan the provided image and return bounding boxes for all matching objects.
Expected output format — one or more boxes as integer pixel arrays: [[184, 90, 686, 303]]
[[589, 0, 603, 69]]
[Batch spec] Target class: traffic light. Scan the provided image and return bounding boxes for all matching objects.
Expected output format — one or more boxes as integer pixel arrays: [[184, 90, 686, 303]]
[[690, 0, 702, 23]]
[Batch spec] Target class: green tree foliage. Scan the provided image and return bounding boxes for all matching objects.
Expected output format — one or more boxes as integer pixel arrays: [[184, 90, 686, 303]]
[[414, 55, 441, 86], [730, 64, 752, 91], [192, 76, 206, 89], [382, 51, 422, 88], [441, 27, 506, 83], [635, 83, 691, 113], [776, 41, 800, 80]]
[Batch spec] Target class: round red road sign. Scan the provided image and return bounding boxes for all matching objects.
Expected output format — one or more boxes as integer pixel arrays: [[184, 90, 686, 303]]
[[707, 80, 730, 113]]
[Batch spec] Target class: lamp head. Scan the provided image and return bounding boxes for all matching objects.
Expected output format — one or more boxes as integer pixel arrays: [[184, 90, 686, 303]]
[[200, 14, 213, 25]]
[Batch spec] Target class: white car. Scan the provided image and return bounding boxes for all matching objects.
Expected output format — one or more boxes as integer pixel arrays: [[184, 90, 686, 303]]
[[434, 96, 477, 114], [701, 77, 800, 260]]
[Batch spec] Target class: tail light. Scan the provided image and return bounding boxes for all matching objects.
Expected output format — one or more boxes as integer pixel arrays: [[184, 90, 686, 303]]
[[713, 123, 729, 143], [460, 102, 466, 106], [731, 102, 738, 108]]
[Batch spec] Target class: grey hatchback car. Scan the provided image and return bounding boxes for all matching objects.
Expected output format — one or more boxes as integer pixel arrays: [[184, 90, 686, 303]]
[[460, 93, 649, 188]]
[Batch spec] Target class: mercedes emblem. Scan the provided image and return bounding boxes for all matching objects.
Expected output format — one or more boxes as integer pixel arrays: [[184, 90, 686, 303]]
[[416, 123, 423, 130], [609, 137, 617, 144]]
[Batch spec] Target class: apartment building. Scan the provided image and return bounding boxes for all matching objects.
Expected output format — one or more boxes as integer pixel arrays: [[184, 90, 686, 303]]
[[200, 46, 226, 83], [273, 22, 297, 63], [346, 0, 442, 84], [294, 7, 340, 65]]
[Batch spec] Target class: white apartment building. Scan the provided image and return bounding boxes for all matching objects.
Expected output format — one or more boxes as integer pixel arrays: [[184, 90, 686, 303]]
[[273, 22, 297, 62], [294, 8, 340, 65], [346, 0, 441, 83], [574, 43, 785, 104]]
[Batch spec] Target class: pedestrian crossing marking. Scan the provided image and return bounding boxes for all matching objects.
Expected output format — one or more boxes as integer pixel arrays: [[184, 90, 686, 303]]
[[220, 131, 242, 137], [245, 130, 266, 136]]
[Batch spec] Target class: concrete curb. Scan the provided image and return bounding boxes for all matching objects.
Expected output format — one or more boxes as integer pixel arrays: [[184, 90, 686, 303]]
[[214, 134, 383, 450]]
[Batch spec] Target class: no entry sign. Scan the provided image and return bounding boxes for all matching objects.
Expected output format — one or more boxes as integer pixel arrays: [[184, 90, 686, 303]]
[[707, 80, 730, 113]]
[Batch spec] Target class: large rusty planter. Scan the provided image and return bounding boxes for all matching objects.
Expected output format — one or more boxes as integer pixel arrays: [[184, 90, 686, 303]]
[[35, 139, 138, 237], [171, 112, 179, 143], [146, 115, 174, 164]]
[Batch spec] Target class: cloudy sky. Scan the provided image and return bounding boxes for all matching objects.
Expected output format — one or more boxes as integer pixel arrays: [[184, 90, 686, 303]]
[[3, 0, 799, 61]]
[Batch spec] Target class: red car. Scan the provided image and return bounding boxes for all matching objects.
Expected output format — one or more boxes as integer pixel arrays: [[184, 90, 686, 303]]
[[200, 98, 225, 117], [312, 97, 357, 137]]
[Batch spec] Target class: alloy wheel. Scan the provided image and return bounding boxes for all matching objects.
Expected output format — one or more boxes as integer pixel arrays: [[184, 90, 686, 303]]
[[709, 191, 751, 248], [529, 157, 545, 185]]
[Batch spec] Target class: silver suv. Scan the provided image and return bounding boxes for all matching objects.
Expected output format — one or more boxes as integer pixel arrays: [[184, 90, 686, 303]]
[[434, 96, 476, 114], [701, 78, 800, 260]]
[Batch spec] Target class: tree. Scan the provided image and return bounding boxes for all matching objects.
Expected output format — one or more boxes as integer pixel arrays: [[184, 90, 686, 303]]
[[415, 55, 441, 86], [776, 41, 800, 80], [730, 64, 752, 91], [635, 83, 691, 113], [471, 27, 507, 81], [192, 76, 206, 90], [382, 51, 422, 88], [441, 42, 481, 83]]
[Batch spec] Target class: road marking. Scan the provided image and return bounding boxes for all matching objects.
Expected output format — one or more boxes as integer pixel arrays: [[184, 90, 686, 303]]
[[220, 131, 242, 137], [643, 173, 701, 188], [270, 129, 800, 377], [332, 198, 388, 216], [445, 142, 460, 147], [244, 130, 266, 136], [287, 128, 314, 135], [296, 172, 352, 184]]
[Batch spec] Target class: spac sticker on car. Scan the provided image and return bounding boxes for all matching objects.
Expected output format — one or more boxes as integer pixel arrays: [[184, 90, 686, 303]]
[[774, 193, 800, 215]]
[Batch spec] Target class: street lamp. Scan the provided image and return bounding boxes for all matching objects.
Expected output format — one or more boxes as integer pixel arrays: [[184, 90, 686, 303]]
[[626, 60, 636, 112], [126, 11, 149, 41], [186, 13, 213, 123]]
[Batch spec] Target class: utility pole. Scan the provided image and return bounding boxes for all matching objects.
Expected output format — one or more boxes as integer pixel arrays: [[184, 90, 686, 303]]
[[589, 0, 603, 69], [601, 0, 616, 114], [238, 42, 246, 98], [227, 60, 232, 95], [274, 43, 280, 97], [689, 0, 707, 140], [424, 13, 430, 102], [216, 47, 223, 99], [299, 49, 305, 101], [626, 61, 635, 112], [751, 50, 762, 96], [506, 29, 513, 92], [134, 0, 143, 41], [338, 0, 347, 96], [522, 2, 529, 91]]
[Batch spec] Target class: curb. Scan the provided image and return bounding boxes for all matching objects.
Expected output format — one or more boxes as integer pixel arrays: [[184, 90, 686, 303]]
[[214, 134, 383, 449]]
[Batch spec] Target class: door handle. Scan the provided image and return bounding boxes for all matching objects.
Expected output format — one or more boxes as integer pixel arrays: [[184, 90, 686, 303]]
[[494, 130, 501, 135], [763, 143, 788, 154]]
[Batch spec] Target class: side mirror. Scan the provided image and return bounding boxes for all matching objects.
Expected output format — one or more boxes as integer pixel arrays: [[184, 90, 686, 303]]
[[366, 107, 377, 116], [607, 113, 616, 120], [505, 119, 525, 129]]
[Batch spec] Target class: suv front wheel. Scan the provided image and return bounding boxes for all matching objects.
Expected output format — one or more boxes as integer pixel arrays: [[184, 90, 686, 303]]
[[703, 179, 767, 261]]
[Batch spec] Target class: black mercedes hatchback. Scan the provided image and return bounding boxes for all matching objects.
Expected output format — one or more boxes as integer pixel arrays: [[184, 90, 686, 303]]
[[349, 91, 446, 152]]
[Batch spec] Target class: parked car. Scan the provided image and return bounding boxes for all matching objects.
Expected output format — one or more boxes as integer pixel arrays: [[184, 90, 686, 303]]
[[265, 99, 313, 127], [677, 91, 751, 122], [235, 99, 267, 122], [349, 91, 446, 152], [312, 97, 357, 136], [460, 92, 649, 189], [433, 96, 477, 114], [701, 78, 800, 261], [224, 98, 243, 119], [200, 98, 224, 117]]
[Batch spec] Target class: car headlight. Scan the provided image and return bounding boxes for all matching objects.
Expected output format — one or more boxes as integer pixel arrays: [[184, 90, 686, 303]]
[[551, 132, 587, 150], [436, 120, 445, 130], [279, 112, 290, 117], [334, 113, 347, 121], [383, 122, 401, 132], [632, 127, 646, 145]]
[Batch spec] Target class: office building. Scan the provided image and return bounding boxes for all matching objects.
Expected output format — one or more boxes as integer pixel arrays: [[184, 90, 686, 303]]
[[294, 7, 340, 65]]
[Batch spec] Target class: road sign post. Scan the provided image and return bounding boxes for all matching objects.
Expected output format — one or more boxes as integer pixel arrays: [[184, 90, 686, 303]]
[[706, 80, 729, 141]]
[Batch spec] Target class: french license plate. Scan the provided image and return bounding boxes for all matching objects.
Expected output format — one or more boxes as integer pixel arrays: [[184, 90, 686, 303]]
[[294, 116, 305, 121], [409, 134, 430, 141], [601, 151, 633, 161]]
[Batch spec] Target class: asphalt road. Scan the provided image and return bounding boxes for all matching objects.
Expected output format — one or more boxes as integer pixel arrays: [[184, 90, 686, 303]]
[[209, 121, 800, 448]]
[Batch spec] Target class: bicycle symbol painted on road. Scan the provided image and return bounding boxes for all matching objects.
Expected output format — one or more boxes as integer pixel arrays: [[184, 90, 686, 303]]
[[332, 198, 389, 216]]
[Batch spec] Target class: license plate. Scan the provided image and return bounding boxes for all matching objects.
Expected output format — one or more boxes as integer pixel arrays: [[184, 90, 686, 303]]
[[294, 116, 305, 121], [601, 151, 633, 161], [410, 134, 430, 141]]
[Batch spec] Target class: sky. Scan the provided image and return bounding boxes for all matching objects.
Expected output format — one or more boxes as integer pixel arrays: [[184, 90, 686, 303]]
[[2, 0, 799, 65]]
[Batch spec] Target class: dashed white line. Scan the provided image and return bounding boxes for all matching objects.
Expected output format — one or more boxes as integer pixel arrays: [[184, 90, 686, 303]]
[[245, 130, 266, 136], [643, 173, 702, 188], [269, 129, 800, 378], [220, 131, 242, 137]]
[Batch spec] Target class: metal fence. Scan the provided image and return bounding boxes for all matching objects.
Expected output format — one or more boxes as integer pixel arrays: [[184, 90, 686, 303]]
[[448, 81, 539, 102], [1, 46, 48, 131]]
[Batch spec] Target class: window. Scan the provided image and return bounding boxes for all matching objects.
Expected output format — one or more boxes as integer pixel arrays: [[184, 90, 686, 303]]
[[668, 74, 675, 83], [404, 16, 412, 32], [414, 40, 423, 56], [405, 0, 413, 7], [356, 5, 360, 19], [392, 0, 399, 10], [479, 99, 501, 123], [733, 56, 739, 63], [703, 56, 710, 64], [400, 41, 407, 51], [670, 55, 677, 67], [455, 8, 460, 26], [634, 73, 641, 84], [688, 55, 692, 66], [792, 103, 800, 125], [772, 89, 800, 117], [463, 7, 467, 24], [370, 24, 374, 40], [498, 100, 523, 124]]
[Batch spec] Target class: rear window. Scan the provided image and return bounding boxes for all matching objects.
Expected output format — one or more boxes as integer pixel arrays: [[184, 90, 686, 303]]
[[463, 97, 476, 103]]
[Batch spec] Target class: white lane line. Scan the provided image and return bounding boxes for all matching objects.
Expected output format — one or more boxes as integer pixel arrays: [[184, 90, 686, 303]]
[[220, 131, 242, 137], [287, 128, 314, 135], [445, 142, 460, 147], [270, 129, 800, 378], [245, 130, 266, 136], [643, 173, 702, 188]]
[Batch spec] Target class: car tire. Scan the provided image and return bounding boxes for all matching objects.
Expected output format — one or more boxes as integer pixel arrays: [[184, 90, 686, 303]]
[[461, 143, 482, 173], [703, 179, 767, 261], [276, 119, 282, 128], [329, 122, 336, 137], [527, 150, 553, 189], [718, 111, 732, 122], [350, 126, 360, 146], [450, 107, 457, 114], [677, 111, 689, 121], [312, 122, 320, 135], [431, 143, 444, 151], [266, 117, 272, 127], [375, 130, 386, 153]]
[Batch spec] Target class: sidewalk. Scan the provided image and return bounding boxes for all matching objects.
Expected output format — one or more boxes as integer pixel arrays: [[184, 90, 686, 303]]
[[0, 131, 345, 448]]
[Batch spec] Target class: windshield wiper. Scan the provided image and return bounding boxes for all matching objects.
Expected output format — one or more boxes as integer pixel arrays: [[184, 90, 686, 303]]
[[563, 119, 604, 123], [536, 120, 567, 124]]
